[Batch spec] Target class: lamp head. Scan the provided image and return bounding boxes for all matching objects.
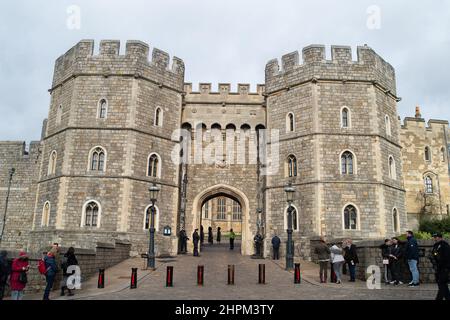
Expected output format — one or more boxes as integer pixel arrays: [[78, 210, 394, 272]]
[[284, 183, 295, 204], [149, 183, 160, 203]]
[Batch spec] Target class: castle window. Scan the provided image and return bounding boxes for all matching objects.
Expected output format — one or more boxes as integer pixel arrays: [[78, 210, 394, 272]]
[[341, 151, 355, 175], [343, 205, 358, 230], [90, 147, 106, 171], [98, 99, 108, 119], [154, 107, 163, 127], [441, 147, 446, 162], [425, 176, 433, 194], [424, 146, 431, 162], [341, 107, 350, 128], [286, 113, 295, 133], [48, 150, 57, 176], [202, 202, 209, 220], [144, 205, 159, 231], [232, 200, 242, 221], [217, 197, 227, 220], [147, 153, 161, 178], [388, 156, 396, 180], [83, 201, 100, 228], [284, 205, 299, 231], [385, 115, 391, 136], [287, 155, 298, 178], [393, 208, 399, 233], [56, 105, 63, 125], [41, 202, 51, 227]]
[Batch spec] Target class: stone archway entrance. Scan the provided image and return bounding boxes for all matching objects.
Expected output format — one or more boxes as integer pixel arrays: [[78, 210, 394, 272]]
[[190, 184, 252, 255]]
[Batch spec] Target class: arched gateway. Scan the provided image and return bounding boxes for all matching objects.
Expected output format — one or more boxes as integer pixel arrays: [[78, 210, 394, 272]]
[[190, 184, 252, 256]]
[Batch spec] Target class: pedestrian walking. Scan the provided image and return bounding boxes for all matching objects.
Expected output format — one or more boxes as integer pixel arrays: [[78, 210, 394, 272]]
[[200, 225, 204, 246], [271, 234, 281, 260], [43, 247, 58, 300], [180, 229, 189, 254], [60, 247, 78, 297], [405, 230, 420, 287], [430, 233, 450, 300], [217, 227, 222, 243], [0, 251, 10, 300], [10, 251, 30, 300], [193, 229, 200, 257], [314, 238, 331, 283], [208, 227, 214, 245], [229, 229, 236, 250], [343, 239, 359, 282], [330, 244, 345, 284], [389, 237, 404, 285], [379, 239, 393, 284]]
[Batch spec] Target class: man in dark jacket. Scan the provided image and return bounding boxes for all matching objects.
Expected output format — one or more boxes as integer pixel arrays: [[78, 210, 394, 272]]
[[405, 231, 420, 286], [389, 237, 404, 285], [430, 233, 450, 300], [193, 229, 200, 257], [343, 239, 359, 282], [272, 235, 281, 260], [0, 250, 11, 300], [179, 229, 188, 254]]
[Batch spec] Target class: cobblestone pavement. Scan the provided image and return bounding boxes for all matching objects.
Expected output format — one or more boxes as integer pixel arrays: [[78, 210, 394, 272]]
[[28, 241, 436, 301]]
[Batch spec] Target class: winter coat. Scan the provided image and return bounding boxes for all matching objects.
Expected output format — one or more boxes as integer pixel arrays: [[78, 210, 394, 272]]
[[330, 245, 345, 264], [193, 232, 200, 245], [431, 240, 450, 272], [272, 236, 281, 249], [0, 253, 10, 284], [44, 255, 58, 277], [314, 242, 331, 261], [405, 237, 420, 261], [62, 252, 78, 275], [390, 244, 403, 263], [217, 229, 222, 242], [379, 243, 392, 259], [344, 244, 359, 264], [10, 258, 29, 291]]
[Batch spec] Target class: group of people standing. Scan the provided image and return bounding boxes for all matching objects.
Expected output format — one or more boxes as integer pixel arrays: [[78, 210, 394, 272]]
[[179, 226, 237, 256], [315, 238, 359, 284], [0, 243, 78, 300]]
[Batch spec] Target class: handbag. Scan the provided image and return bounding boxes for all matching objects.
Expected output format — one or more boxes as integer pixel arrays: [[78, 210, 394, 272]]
[[19, 271, 28, 284], [383, 259, 389, 265]]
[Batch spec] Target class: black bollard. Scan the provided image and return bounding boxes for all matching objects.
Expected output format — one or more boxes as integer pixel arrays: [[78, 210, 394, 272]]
[[294, 263, 301, 284], [98, 269, 105, 289], [258, 264, 265, 284], [197, 265, 204, 286], [130, 268, 138, 289], [227, 265, 235, 285], [166, 266, 174, 287]]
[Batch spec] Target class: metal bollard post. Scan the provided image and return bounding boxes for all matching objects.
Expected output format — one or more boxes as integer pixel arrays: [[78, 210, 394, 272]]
[[258, 264, 265, 284], [294, 263, 301, 284], [166, 266, 174, 287], [98, 269, 105, 289], [227, 265, 235, 285], [130, 268, 138, 289], [197, 265, 204, 286]]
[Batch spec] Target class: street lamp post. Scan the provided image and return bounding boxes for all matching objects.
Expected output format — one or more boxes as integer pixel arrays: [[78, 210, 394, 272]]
[[0, 168, 16, 243], [148, 183, 160, 270], [284, 183, 295, 270]]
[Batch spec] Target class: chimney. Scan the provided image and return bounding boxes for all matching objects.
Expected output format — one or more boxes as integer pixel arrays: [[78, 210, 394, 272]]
[[415, 106, 422, 118]]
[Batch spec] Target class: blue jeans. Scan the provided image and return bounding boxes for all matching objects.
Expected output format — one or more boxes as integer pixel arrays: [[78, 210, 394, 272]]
[[408, 259, 420, 284], [11, 290, 24, 300], [43, 274, 55, 300], [348, 263, 356, 281]]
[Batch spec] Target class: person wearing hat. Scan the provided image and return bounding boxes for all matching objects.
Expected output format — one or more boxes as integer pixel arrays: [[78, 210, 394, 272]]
[[430, 233, 450, 300], [10, 251, 30, 300]]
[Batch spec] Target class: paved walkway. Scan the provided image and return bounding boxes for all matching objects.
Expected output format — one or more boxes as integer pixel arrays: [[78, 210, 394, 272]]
[[22, 241, 439, 300]]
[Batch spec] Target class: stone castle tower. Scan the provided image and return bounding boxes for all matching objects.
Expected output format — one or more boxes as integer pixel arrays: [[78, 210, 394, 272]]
[[0, 40, 411, 258]]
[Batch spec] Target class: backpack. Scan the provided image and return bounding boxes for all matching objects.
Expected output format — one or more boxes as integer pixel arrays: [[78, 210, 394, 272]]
[[38, 259, 48, 275]]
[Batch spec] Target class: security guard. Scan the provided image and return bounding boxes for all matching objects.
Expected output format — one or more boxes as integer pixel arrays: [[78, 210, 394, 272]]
[[430, 233, 450, 300]]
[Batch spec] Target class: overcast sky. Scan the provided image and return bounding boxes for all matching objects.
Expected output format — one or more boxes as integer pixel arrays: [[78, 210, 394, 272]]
[[0, 0, 449, 142]]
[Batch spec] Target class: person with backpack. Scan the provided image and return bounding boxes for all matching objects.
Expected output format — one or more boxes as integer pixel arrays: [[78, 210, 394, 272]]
[[0, 251, 11, 300], [10, 252, 30, 300], [60, 247, 78, 297], [43, 247, 58, 300]]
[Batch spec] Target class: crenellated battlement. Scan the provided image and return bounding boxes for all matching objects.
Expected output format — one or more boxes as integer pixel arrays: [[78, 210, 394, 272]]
[[402, 117, 449, 131], [52, 40, 185, 91], [184, 83, 265, 96], [0, 141, 41, 160], [265, 44, 396, 95]]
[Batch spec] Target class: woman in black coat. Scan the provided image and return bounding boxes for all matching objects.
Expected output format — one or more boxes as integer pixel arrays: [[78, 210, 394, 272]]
[[208, 227, 214, 244], [61, 247, 78, 296], [389, 238, 404, 285], [217, 227, 222, 243]]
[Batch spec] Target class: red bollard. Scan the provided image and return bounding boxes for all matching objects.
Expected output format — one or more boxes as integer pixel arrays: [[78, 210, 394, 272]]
[[98, 269, 105, 289], [130, 268, 138, 289], [294, 263, 301, 284], [197, 265, 204, 286], [258, 264, 266, 284], [166, 266, 174, 287]]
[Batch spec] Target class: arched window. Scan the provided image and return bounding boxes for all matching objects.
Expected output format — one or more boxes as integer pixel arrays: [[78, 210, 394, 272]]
[[385, 115, 391, 136], [83, 201, 100, 227], [56, 105, 63, 125], [202, 202, 209, 219], [286, 113, 295, 132], [425, 146, 431, 162], [154, 107, 163, 127], [41, 202, 51, 227], [217, 197, 227, 220], [389, 156, 396, 180], [144, 205, 160, 231], [98, 99, 108, 119], [90, 147, 106, 171], [232, 200, 242, 221], [284, 205, 299, 231], [425, 176, 433, 194], [393, 208, 399, 233], [343, 205, 358, 230], [48, 151, 57, 175], [441, 147, 446, 162], [147, 153, 161, 178], [287, 155, 298, 177], [341, 151, 355, 175], [341, 107, 350, 128]]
